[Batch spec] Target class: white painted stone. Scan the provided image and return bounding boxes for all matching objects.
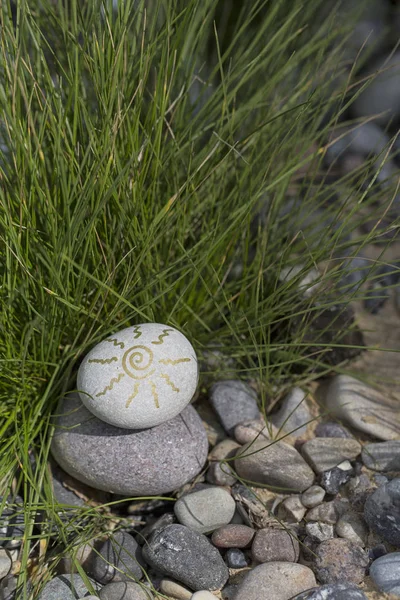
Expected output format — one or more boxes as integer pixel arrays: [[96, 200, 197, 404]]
[[77, 323, 198, 429]]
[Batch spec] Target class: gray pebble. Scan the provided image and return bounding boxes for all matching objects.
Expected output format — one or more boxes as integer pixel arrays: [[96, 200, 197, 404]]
[[324, 375, 400, 441], [99, 582, 153, 600], [233, 420, 277, 446], [270, 388, 311, 437], [88, 531, 145, 584], [364, 478, 400, 547], [291, 582, 368, 599], [51, 394, 208, 496], [225, 548, 248, 569], [206, 440, 240, 487], [305, 522, 334, 543], [301, 438, 361, 474], [314, 422, 352, 439], [37, 574, 101, 599], [209, 381, 260, 434], [306, 502, 338, 525], [277, 495, 306, 524], [159, 578, 192, 599], [0, 548, 12, 579], [0, 576, 16, 600], [142, 524, 229, 591], [234, 440, 315, 493], [136, 513, 175, 546], [174, 488, 236, 534], [369, 552, 400, 596], [313, 538, 368, 584], [361, 441, 400, 472], [335, 512, 368, 547], [231, 562, 316, 600], [301, 486, 325, 509], [251, 528, 299, 563]]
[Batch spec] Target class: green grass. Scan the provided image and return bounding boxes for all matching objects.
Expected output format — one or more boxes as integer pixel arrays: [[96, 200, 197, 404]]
[[0, 0, 399, 596]]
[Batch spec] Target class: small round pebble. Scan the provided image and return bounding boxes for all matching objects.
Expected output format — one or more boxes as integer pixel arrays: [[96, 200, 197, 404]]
[[301, 486, 325, 509], [313, 538, 368, 584], [314, 422, 352, 439], [225, 548, 248, 569], [364, 478, 400, 547], [0, 549, 12, 579], [211, 524, 255, 549], [251, 528, 300, 563], [291, 582, 368, 599], [99, 582, 153, 600], [0, 576, 16, 600], [191, 592, 217, 600], [231, 562, 317, 600], [159, 578, 192, 599], [77, 323, 198, 429], [88, 531, 145, 584], [209, 380, 260, 434], [174, 487, 236, 534], [369, 552, 400, 596]]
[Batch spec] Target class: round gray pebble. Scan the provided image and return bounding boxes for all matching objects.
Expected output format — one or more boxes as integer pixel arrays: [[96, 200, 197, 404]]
[[251, 528, 300, 563], [88, 531, 145, 584], [231, 562, 316, 600], [364, 478, 400, 547], [369, 552, 400, 596], [291, 582, 368, 599], [37, 574, 101, 599], [51, 394, 208, 496], [99, 582, 153, 600], [361, 441, 400, 472], [301, 486, 325, 509], [209, 380, 260, 435], [225, 548, 248, 569], [174, 487, 236, 534]]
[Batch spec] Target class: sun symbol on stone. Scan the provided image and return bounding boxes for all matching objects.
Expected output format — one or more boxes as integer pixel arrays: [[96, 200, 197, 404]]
[[87, 327, 192, 409]]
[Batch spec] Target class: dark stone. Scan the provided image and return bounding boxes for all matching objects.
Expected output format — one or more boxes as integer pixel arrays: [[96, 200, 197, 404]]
[[88, 531, 145, 584], [136, 513, 175, 546], [142, 524, 229, 591], [292, 582, 368, 599], [364, 478, 400, 547], [319, 466, 354, 495], [209, 380, 260, 434], [368, 544, 387, 562], [98, 582, 152, 600], [225, 548, 248, 569], [314, 422, 353, 439]]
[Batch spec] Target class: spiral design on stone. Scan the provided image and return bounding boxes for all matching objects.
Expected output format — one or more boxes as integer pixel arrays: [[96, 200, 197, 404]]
[[122, 345, 155, 379]]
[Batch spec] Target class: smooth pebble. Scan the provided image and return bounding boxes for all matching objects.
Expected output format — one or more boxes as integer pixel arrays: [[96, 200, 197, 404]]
[[225, 548, 248, 569], [301, 438, 361, 474], [232, 562, 316, 600], [191, 592, 217, 600], [301, 486, 325, 509], [174, 488, 236, 534], [159, 578, 192, 600], [364, 478, 400, 547], [361, 441, 400, 472], [88, 531, 144, 584], [51, 394, 208, 496], [313, 538, 368, 584], [77, 323, 198, 429], [291, 582, 368, 599], [206, 440, 240, 487], [251, 528, 299, 563], [277, 496, 306, 523], [369, 552, 400, 597], [37, 574, 101, 599], [211, 524, 255, 549], [335, 512, 368, 547], [0, 549, 12, 579], [98, 582, 153, 600], [209, 381, 260, 434], [270, 388, 311, 437]]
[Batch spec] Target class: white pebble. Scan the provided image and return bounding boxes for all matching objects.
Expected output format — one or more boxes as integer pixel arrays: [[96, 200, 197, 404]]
[[191, 592, 217, 599], [77, 323, 198, 429]]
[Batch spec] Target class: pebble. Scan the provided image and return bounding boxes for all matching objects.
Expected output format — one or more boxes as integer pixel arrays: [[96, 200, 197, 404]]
[[335, 512, 368, 547], [301, 486, 325, 509], [206, 440, 240, 487], [57, 541, 94, 574], [174, 487, 236, 534], [99, 582, 153, 600], [142, 524, 229, 591], [319, 464, 354, 495], [277, 496, 306, 523], [0, 576, 16, 600], [211, 524, 255, 548], [306, 502, 339, 525], [231, 562, 317, 600], [361, 441, 400, 472], [251, 528, 299, 563], [305, 522, 334, 543], [270, 388, 311, 437], [314, 422, 352, 439], [37, 574, 101, 599], [209, 381, 260, 434], [233, 420, 278, 445], [0, 495, 25, 549], [353, 52, 400, 125], [301, 438, 361, 474], [159, 579, 192, 600], [191, 592, 217, 600], [88, 531, 145, 584], [77, 323, 198, 429], [369, 552, 400, 596], [313, 538, 368, 584], [0, 549, 12, 579], [324, 375, 400, 440], [291, 582, 368, 599], [234, 440, 315, 493], [225, 549, 248, 569], [50, 464, 86, 507], [51, 394, 208, 496], [325, 122, 390, 164], [364, 478, 400, 547]]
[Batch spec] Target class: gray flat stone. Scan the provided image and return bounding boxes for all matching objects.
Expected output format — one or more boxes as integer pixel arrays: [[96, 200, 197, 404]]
[[270, 388, 311, 437], [142, 524, 228, 591], [364, 478, 400, 547], [209, 381, 260, 434], [99, 582, 153, 600], [37, 574, 101, 599], [324, 375, 400, 440], [251, 528, 299, 563], [361, 441, 400, 472], [292, 582, 368, 599], [231, 562, 316, 600], [174, 487, 236, 534], [369, 552, 400, 596], [313, 539, 368, 585], [88, 531, 144, 584], [51, 394, 208, 496], [301, 438, 361, 474], [234, 440, 315, 493]]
